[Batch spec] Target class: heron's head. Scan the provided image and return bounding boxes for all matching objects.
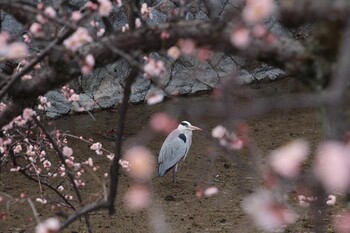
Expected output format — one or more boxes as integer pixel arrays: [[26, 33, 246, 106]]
[[177, 121, 202, 131]]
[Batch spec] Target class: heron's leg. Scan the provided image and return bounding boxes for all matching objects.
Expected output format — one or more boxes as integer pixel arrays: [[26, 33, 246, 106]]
[[172, 163, 178, 184]]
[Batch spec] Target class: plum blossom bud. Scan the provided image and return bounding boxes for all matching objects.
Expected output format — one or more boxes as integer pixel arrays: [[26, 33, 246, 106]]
[[62, 146, 73, 157], [88, 157, 93, 167], [29, 23, 44, 38], [124, 184, 152, 211], [35, 217, 60, 233], [36, 198, 47, 204], [135, 18, 142, 28], [167, 46, 181, 59], [160, 31, 170, 40], [57, 186, 64, 192], [124, 146, 155, 182], [98, 0, 112, 16], [122, 24, 129, 32], [204, 186, 219, 198], [10, 166, 21, 172]]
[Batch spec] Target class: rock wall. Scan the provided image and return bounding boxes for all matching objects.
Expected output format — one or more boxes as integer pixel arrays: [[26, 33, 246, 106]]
[[0, 0, 305, 118]]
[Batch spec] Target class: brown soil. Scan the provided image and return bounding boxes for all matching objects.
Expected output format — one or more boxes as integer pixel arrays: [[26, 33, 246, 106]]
[[0, 79, 334, 233]]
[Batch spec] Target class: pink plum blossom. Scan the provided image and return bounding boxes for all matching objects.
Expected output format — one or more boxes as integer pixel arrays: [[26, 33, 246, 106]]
[[97, 28, 105, 37], [122, 24, 129, 32], [43, 160, 51, 169], [107, 154, 115, 161], [196, 47, 211, 61], [124, 184, 152, 211], [269, 139, 309, 179], [141, 3, 152, 19], [146, 92, 164, 105], [212, 125, 228, 139], [44, 6, 57, 18], [98, 0, 113, 16], [7, 42, 28, 59], [71, 11, 82, 22], [326, 195, 336, 206], [62, 146, 73, 157], [230, 27, 251, 49], [178, 39, 195, 55], [90, 142, 102, 151], [35, 217, 60, 233], [81, 54, 95, 74], [204, 186, 219, 198], [242, 189, 298, 232], [314, 141, 350, 193], [63, 27, 93, 52], [22, 108, 36, 120], [119, 159, 131, 170], [135, 18, 142, 28], [14, 144, 22, 153], [297, 195, 310, 208], [143, 58, 166, 78], [124, 146, 155, 182], [242, 0, 275, 25], [115, 0, 122, 7], [335, 211, 350, 233], [68, 94, 80, 102], [150, 113, 178, 134]]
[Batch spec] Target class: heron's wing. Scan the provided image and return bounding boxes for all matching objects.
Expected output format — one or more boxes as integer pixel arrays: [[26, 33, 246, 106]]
[[158, 130, 188, 176]]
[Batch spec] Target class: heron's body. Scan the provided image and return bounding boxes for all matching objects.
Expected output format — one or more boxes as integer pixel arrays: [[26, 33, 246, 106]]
[[157, 121, 201, 183]]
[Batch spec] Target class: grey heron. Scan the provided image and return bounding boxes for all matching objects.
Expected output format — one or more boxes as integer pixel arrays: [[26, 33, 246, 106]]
[[157, 121, 202, 184]]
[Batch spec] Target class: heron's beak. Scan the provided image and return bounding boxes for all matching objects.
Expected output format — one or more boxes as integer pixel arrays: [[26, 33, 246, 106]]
[[190, 125, 202, 131]]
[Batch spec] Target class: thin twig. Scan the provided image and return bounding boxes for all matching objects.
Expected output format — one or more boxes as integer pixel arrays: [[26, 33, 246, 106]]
[[33, 117, 93, 233], [107, 66, 139, 214]]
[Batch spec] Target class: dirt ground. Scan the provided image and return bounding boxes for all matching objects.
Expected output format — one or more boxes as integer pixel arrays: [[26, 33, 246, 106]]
[[0, 79, 336, 233]]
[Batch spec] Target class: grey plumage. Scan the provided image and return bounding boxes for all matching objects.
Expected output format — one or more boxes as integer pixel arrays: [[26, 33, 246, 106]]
[[157, 121, 201, 183]]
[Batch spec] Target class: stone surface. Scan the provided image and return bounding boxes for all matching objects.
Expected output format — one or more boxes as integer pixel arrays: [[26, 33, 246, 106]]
[[45, 91, 71, 118], [0, 0, 307, 118]]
